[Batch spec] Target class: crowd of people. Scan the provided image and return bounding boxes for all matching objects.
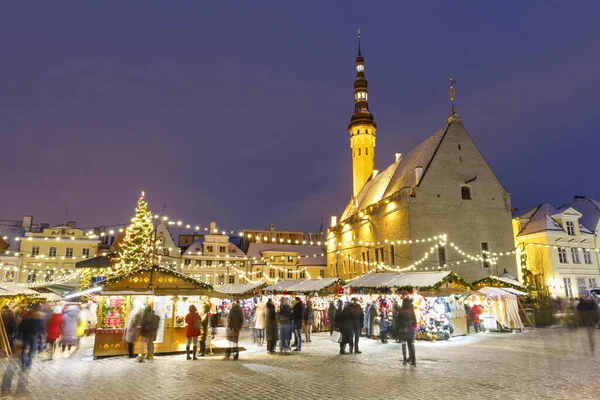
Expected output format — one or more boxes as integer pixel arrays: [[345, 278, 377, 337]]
[[1, 302, 91, 370]]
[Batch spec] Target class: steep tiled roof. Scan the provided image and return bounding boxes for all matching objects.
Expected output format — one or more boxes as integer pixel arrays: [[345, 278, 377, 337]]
[[340, 123, 450, 221]]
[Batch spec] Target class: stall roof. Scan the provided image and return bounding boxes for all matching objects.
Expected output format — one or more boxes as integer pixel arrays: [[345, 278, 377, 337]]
[[215, 283, 264, 296], [471, 275, 528, 291], [344, 272, 454, 289], [498, 287, 528, 296], [0, 283, 40, 296], [75, 254, 114, 269], [263, 278, 340, 293]]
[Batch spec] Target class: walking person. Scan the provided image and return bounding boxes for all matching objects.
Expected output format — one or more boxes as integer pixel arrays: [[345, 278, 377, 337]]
[[576, 296, 600, 353], [253, 300, 267, 346], [398, 291, 417, 366], [124, 307, 143, 359], [198, 299, 210, 357], [60, 305, 81, 352], [471, 302, 482, 333], [303, 300, 315, 343], [348, 297, 364, 354], [45, 306, 63, 360], [18, 304, 44, 369], [224, 301, 244, 360], [265, 299, 278, 355], [291, 297, 304, 352], [139, 305, 160, 362], [278, 298, 292, 354], [1, 305, 17, 350], [379, 311, 390, 343], [185, 305, 201, 360], [327, 300, 337, 335], [335, 300, 351, 354]]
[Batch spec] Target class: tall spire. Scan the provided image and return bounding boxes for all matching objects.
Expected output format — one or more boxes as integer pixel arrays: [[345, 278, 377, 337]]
[[348, 29, 377, 198]]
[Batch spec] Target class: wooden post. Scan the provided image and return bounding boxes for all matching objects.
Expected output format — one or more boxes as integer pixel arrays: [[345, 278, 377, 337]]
[[517, 296, 534, 329], [0, 317, 12, 357]]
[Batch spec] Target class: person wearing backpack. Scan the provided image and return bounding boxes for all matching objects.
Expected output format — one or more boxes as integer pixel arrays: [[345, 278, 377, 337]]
[[185, 305, 201, 360], [139, 305, 160, 362]]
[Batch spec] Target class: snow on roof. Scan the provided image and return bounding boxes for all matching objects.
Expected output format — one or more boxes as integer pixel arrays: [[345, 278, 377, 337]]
[[215, 282, 264, 295], [340, 124, 449, 221], [263, 278, 340, 293], [344, 271, 451, 289], [0, 223, 24, 251], [568, 196, 600, 234], [516, 202, 594, 236]]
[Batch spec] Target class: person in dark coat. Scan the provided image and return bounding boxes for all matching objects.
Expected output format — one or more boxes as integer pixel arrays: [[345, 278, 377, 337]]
[[1, 305, 17, 349], [577, 296, 600, 353], [327, 301, 337, 335], [348, 297, 365, 354], [398, 292, 417, 366], [335, 300, 352, 354], [18, 304, 44, 369], [139, 305, 160, 362], [303, 300, 315, 342], [278, 298, 292, 354], [224, 301, 244, 360], [291, 297, 304, 351], [265, 299, 279, 354]]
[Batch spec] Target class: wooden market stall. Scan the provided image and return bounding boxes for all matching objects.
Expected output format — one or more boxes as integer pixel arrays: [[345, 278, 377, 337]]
[[92, 265, 222, 358], [344, 271, 473, 339]]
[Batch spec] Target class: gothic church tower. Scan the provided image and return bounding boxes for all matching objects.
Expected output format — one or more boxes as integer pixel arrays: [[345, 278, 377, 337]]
[[349, 29, 377, 197]]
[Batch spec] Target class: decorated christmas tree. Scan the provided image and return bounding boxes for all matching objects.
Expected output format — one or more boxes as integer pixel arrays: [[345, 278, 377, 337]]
[[111, 191, 154, 275]]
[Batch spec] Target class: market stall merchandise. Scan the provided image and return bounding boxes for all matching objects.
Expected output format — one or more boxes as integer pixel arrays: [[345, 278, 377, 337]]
[[92, 265, 222, 358], [344, 272, 472, 340], [476, 287, 525, 331]]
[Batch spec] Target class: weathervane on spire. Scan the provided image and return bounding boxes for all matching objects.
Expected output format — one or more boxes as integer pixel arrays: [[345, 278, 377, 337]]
[[357, 28, 361, 56], [449, 74, 456, 114]]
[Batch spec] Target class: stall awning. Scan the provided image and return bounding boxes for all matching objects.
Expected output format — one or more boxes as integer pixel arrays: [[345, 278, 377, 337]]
[[0, 283, 40, 297], [344, 271, 466, 291], [471, 275, 529, 291], [263, 278, 341, 294], [214, 283, 265, 298], [98, 265, 224, 297]]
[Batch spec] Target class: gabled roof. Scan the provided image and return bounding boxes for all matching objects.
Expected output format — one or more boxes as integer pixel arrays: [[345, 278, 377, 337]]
[[340, 123, 450, 221], [246, 243, 325, 259], [515, 202, 593, 236], [568, 196, 600, 233]]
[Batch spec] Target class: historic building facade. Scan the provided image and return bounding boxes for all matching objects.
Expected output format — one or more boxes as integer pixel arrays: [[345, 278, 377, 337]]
[[513, 203, 600, 298], [327, 33, 518, 282]]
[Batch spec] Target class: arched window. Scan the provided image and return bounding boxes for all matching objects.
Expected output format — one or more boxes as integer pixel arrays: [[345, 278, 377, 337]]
[[358, 148, 361, 156], [365, 148, 368, 155], [461, 186, 472, 200]]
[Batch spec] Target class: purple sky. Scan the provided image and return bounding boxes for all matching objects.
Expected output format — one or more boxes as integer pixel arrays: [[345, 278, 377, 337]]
[[2, 2, 599, 233]]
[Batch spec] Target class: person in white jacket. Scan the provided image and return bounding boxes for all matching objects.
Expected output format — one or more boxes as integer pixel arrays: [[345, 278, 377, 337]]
[[253, 301, 268, 346]]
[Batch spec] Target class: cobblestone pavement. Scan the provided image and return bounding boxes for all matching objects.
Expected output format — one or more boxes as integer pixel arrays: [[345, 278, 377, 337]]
[[1, 327, 599, 400]]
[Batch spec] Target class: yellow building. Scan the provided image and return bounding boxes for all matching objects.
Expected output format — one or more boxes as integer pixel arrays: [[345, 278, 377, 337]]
[[246, 243, 327, 282], [513, 203, 600, 298], [18, 225, 101, 284], [327, 32, 518, 282]]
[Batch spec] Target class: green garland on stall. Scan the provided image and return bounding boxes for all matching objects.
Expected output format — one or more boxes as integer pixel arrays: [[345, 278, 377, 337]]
[[101, 265, 214, 290], [419, 272, 472, 291], [471, 276, 532, 292]]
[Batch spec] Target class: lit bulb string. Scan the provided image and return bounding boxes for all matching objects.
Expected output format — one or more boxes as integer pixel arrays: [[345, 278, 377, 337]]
[[17, 271, 80, 288], [181, 259, 311, 277]]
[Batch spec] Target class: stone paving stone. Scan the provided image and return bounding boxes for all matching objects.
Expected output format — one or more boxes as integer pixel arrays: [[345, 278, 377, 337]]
[[0, 328, 599, 399]]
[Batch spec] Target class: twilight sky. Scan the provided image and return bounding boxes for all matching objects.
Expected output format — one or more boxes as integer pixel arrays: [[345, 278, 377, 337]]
[[1, 1, 599, 233]]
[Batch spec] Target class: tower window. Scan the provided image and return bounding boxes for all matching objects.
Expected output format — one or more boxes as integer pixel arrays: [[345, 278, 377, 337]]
[[365, 148, 368, 155], [461, 186, 472, 200], [358, 148, 361, 156], [357, 64, 364, 72]]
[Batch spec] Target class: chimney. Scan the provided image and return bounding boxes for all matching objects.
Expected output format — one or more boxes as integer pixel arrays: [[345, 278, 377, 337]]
[[395, 153, 402, 162], [22, 216, 33, 232], [40, 223, 50, 230], [415, 166, 424, 186], [31, 224, 39, 233], [67, 221, 77, 228], [209, 221, 216, 233]]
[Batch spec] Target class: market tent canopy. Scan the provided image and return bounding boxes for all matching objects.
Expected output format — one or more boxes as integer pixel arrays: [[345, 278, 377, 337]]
[[471, 276, 528, 291], [75, 254, 114, 269], [344, 272, 469, 291], [263, 278, 341, 294], [98, 265, 224, 297], [478, 286, 524, 330], [500, 287, 528, 296], [0, 283, 40, 297], [214, 283, 265, 298]]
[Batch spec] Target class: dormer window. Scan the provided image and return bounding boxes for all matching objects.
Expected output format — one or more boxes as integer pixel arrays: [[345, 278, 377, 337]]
[[566, 221, 575, 236], [356, 64, 364, 72]]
